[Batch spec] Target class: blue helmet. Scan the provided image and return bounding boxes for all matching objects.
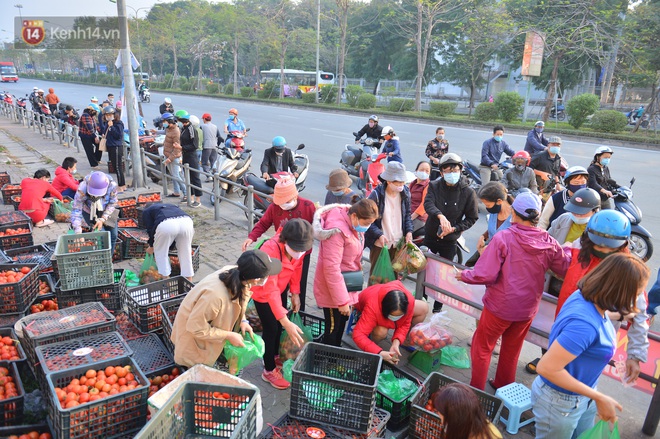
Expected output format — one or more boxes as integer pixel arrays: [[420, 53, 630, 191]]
[[89, 103, 100, 113], [586, 210, 631, 248], [272, 136, 286, 150], [161, 112, 175, 121]]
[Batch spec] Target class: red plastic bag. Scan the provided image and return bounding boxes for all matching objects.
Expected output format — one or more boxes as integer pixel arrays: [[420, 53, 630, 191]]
[[408, 312, 453, 353]]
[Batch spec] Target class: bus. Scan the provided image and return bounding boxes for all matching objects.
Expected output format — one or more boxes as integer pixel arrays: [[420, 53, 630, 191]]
[[0, 62, 18, 82], [260, 69, 334, 97]]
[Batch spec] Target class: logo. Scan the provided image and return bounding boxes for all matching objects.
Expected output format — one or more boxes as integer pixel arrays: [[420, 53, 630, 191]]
[[574, 197, 583, 203], [22, 20, 45, 46]]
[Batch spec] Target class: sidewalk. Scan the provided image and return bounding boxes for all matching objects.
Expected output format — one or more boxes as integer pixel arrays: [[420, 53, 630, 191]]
[[0, 115, 653, 438]]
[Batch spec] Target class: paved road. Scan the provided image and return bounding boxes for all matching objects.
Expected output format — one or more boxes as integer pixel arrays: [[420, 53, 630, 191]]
[[6, 79, 659, 276]]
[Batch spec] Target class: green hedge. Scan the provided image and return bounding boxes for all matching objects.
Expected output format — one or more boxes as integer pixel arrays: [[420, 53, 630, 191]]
[[223, 83, 234, 95], [356, 93, 377, 109], [566, 93, 600, 129], [429, 101, 457, 116], [494, 91, 524, 122], [388, 98, 414, 112], [258, 81, 278, 99], [320, 85, 338, 104], [240, 86, 253, 98], [301, 92, 316, 103], [207, 83, 220, 94], [345, 85, 363, 108], [589, 110, 628, 133], [474, 102, 498, 121]]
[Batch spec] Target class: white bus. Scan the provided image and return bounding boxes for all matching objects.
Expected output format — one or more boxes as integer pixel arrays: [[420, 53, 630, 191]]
[[260, 69, 335, 97]]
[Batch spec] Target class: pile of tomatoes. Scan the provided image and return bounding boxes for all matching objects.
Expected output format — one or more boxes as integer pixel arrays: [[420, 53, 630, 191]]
[[0, 228, 30, 237], [6, 431, 51, 439], [53, 365, 141, 409], [0, 266, 32, 284], [0, 365, 20, 401], [0, 336, 22, 361], [137, 193, 161, 203], [118, 219, 137, 228], [422, 397, 441, 415], [408, 326, 452, 353], [147, 367, 181, 398], [29, 298, 58, 314], [116, 199, 137, 207], [38, 278, 52, 296], [65, 240, 97, 253]]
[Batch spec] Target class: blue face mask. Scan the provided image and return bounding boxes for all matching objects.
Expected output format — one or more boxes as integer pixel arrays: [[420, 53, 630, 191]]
[[332, 190, 345, 197], [600, 158, 611, 166], [162, 122, 169, 128], [549, 146, 561, 155], [444, 172, 460, 185], [535, 127, 544, 133], [570, 214, 590, 225], [493, 136, 502, 142], [388, 314, 404, 322], [354, 224, 369, 233]]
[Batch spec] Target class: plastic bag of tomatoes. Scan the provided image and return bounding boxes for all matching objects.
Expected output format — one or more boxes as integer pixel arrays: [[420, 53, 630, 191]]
[[408, 312, 453, 353]]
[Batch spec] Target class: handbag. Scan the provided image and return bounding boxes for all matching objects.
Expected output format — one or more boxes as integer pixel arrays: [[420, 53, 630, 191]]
[[341, 271, 364, 292], [98, 127, 109, 152]]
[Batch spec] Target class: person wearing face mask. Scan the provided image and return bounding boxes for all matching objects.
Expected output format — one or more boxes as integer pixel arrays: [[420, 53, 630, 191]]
[[425, 127, 449, 180], [224, 108, 247, 147], [537, 166, 589, 230], [52, 157, 80, 198], [78, 104, 102, 169], [380, 126, 403, 163], [175, 110, 203, 207], [468, 182, 514, 268], [502, 151, 537, 197], [480, 125, 515, 184], [324, 168, 361, 205], [261, 136, 299, 188], [70, 171, 119, 251], [352, 280, 428, 364], [313, 198, 379, 346], [161, 112, 184, 199], [524, 121, 549, 154], [170, 249, 281, 368], [423, 153, 479, 312], [251, 219, 313, 389], [587, 146, 618, 210], [530, 135, 563, 197], [365, 162, 413, 271], [354, 115, 383, 146], [409, 161, 432, 233]]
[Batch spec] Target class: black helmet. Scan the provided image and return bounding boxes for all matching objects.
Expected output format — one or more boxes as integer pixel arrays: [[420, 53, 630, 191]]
[[565, 188, 600, 215]]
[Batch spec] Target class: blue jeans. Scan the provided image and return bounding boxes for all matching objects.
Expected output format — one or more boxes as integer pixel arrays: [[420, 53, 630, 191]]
[[531, 376, 597, 439], [61, 188, 76, 198], [167, 157, 184, 195], [646, 271, 660, 316], [82, 210, 118, 253]]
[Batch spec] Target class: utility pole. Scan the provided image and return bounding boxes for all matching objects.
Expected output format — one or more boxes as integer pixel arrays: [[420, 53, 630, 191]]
[[315, 0, 320, 104], [116, 0, 145, 188]]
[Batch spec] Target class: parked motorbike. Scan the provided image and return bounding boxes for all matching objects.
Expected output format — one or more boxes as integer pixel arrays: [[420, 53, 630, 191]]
[[341, 132, 380, 188], [16, 95, 27, 109], [139, 87, 150, 103], [210, 146, 253, 204], [550, 104, 565, 120], [1, 92, 14, 106], [613, 178, 653, 261]]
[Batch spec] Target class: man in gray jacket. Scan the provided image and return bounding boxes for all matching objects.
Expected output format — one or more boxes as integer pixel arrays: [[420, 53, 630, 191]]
[[503, 151, 538, 197], [200, 113, 224, 181]]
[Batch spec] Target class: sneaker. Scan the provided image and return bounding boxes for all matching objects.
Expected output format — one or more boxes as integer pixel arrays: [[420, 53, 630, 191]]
[[262, 368, 290, 390], [432, 301, 443, 313], [180, 197, 188, 203], [493, 337, 501, 355], [190, 201, 201, 208]]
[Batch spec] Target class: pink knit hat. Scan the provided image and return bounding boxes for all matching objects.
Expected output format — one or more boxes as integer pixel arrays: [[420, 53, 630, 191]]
[[273, 177, 298, 206]]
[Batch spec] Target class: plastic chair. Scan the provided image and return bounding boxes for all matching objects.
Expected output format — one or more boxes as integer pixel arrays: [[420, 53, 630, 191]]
[[495, 382, 535, 434]]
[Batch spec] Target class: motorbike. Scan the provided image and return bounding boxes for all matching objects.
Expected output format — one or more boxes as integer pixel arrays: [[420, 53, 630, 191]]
[[627, 110, 649, 128], [210, 145, 253, 204], [340, 132, 380, 187], [139, 87, 150, 103], [361, 152, 387, 197], [16, 95, 27, 109], [1, 92, 13, 106], [225, 129, 249, 150], [241, 144, 309, 221], [613, 178, 653, 261], [462, 158, 513, 190], [550, 104, 565, 120]]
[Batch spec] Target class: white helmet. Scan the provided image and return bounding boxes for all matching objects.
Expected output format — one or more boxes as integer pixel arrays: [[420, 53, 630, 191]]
[[189, 115, 200, 127], [594, 146, 613, 156], [380, 126, 394, 138], [32, 86, 38, 91], [164, 97, 172, 104]]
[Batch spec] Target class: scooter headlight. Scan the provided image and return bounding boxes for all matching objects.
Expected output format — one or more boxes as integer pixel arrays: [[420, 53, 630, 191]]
[[365, 138, 373, 146]]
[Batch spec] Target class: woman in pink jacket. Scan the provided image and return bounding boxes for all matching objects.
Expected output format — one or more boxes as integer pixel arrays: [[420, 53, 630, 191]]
[[313, 198, 379, 346]]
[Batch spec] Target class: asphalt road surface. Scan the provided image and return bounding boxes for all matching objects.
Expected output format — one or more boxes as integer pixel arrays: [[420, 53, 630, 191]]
[[6, 79, 659, 283]]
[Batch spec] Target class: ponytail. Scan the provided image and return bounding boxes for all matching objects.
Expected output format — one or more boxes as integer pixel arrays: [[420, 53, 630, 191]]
[[218, 267, 245, 301]]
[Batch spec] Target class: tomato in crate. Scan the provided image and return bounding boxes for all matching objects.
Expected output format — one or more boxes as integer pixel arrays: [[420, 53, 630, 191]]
[[0, 328, 26, 362], [0, 361, 25, 427], [0, 263, 39, 314], [0, 223, 33, 251]]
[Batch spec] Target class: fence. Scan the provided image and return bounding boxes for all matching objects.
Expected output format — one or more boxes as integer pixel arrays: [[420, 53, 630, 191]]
[[0, 102, 80, 152]]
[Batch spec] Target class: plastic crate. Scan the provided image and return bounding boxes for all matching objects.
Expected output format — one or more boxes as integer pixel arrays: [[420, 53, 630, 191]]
[[136, 206, 146, 229], [37, 273, 56, 298], [126, 334, 174, 376], [0, 223, 33, 251], [0, 263, 39, 314], [18, 302, 116, 369], [117, 218, 138, 228], [119, 228, 149, 259], [168, 245, 200, 277], [0, 422, 52, 439], [258, 408, 390, 439], [134, 381, 257, 439], [289, 342, 382, 434], [0, 313, 24, 329], [124, 277, 194, 333], [112, 235, 123, 262], [159, 297, 184, 355], [115, 311, 143, 341], [47, 356, 149, 439], [376, 362, 420, 431], [299, 311, 325, 342], [116, 196, 138, 220], [56, 269, 126, 312], [135, 192, 162, 207], [0, 327, 26, 362], [1, 184, 21, 205], [54, 231, 113, 291], [0, 361, 25, 427], [4, 244, 54, 273], [0, 211, 31, 228], [10, 195, 21, 211], [35, 331, 132, 389], [49, 254, 59, 283], [409, 372, 504, 439], [0, 171, 10, 188]]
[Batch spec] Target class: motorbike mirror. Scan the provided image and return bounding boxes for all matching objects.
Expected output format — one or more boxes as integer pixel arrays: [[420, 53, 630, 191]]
[[297, 144, 305, 150], [245, 127, 251, 132], [352, 132, 359, 137], [245, 149, 252, 153], [630, 177, 635, 187]]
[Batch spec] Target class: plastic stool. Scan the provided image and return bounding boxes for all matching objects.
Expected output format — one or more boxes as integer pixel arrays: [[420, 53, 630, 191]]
[[495, 383, 535, 434], [345, 310, 360, 335]]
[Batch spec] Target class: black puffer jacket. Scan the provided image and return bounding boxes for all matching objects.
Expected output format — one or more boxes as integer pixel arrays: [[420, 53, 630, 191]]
[[423, 176, 479, 243]]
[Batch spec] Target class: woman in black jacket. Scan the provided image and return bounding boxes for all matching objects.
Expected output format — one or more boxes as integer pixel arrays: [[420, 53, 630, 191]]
[[101, 107, 126, 190], [177, 110, 202, 207], [587, 146, 617, 210]]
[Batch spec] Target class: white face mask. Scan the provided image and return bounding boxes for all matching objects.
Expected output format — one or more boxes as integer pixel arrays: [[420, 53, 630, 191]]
[[252, 277, 268, 287], [280, 199, 297, 211], [416, 171, 430, 181], [285, 244, 305, 259], [388, 314, 404, 322]]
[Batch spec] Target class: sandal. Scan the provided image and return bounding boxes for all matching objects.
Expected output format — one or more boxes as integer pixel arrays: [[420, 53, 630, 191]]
[[525, 358, 540, 374], [167, 193, 181, 198]]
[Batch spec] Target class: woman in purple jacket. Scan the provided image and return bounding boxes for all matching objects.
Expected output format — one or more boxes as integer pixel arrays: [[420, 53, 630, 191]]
[[455, 191, 571, 391]]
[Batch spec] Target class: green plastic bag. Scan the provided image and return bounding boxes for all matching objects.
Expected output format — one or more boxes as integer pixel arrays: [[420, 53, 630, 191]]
[[577, 421, 620, 439], [52, 199, 72, 222], [279, 312, 313, 361], [125, 270, 140, 287], [301, 380, 344, 410], [139, 253, 165, 284], [377, 369, 418, 402], [439, 345, 471, 369], [369, 247, 396, 285], [282, 359, 294, 383], [223, 333, 265, 375]]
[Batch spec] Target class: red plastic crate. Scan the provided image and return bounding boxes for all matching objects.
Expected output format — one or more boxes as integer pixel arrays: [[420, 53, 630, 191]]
[[0, 263, 39, 314], [0, 223, 33, 251]]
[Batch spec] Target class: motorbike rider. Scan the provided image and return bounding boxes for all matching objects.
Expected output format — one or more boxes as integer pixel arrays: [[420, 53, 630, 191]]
[[426, 126, 449, 180], [159, 97, 174, 115], [224, 108, 247, 147], [530, 135, 563, 198], [380, 126, 403, 163], [28, 86, 38, 106], [355, 115, 383, 145], [176, 110, 203, 208], [32, 89, 46, 115], [587, 146, 618, 210], [480, 125, 515, 184], [524, 121, 549, 154], [538, 166, 589, 230], [137, 80, 148, 100], [261, 136, 298, 189], [503, 151, 538, 197]]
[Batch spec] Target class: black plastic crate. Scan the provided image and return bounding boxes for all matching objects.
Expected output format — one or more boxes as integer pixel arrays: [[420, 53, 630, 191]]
[[0, 263, 39, 314], [1, 184, 21, 205], [0, 211, 30, 228], [135, 192, 162, 207], [116, 196, 138, 220], [19, 302, 116, 369], [0, 361, 24, 427], [0, 223, 33, 251], [0, 327, 26, 362], [299, 311, 325, 342], [54, 231, 113, 291], [126, 334, 174, 376], [0, 422, 52, 439], [118, 228, 149, 259], [289, 342, 382, 434], [376, 361, 420, 431], [37, 273, 56, 298], [4, 244, 54, 273], [409, 372, 504, 439], [134, 382, 257, 439], [112, 235, 123, 262], [124, 277, 194, 333], [159, 297, 184, 355], [168, 245, 200, 276], [56, 269, 126, 312], [47, 356, 149, 439], [0, 171, 10, 188], [0, 313, 24, 329], [35, 331, 133, 376]]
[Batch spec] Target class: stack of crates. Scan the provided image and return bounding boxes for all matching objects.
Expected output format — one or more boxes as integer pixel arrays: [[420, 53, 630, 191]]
[[0, 262, 39, 329], [0, 211, 33, 252]]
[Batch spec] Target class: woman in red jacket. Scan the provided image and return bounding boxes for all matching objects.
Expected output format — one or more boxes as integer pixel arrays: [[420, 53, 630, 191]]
[[19, 169, 63, 227], [251, 219, 313, 390], [352, 280, 428, 364]]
